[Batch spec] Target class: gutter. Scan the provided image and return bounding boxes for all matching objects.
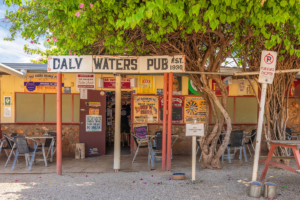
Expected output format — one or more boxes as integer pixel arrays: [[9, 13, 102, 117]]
[[0, 63, 27, 79]]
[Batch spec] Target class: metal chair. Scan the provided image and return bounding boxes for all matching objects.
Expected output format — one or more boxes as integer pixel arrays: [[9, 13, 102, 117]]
[[222, 130, 247, 163], [37, 132, 56, 162], [197, 134, 223, 162], [285, 128, 298, 155], [150, 131, 163, 168], [2, 133, 18, 167], [11, 136, 46, 171], [131, 132, 151, 163], [244, 129, 257, 156]]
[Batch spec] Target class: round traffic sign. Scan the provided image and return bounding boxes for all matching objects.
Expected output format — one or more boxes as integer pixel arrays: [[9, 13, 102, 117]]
[[264, 54, 274, 64]]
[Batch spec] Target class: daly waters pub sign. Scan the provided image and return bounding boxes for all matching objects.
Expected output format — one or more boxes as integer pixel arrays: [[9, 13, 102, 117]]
[[48, 55, 185, 73]]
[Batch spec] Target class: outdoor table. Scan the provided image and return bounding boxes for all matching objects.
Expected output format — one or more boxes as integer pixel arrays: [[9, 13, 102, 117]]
[[26, 135, 56, 165], [259, 140, 300, 181]]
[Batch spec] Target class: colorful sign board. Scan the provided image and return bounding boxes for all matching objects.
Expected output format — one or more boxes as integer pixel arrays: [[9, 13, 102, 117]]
[[24, 73, 64, 93], [137, 75, 156, 94], [211, 77, 229, 96], [103, 77, 131, 89], [48, 55, 185, 73], [76, 74, 95, 92], [89, 147, 99, 155], [188, 78, 201, 95], [89, 108, 99, 115], [258, 50, 277, 84], [85, 102, 101, 107], [184, 96, 206, 123], [86, 115, 102, 132], [134, 124, 148, 138], [133, 96, 158, 123], [159, 96, 184, 123]]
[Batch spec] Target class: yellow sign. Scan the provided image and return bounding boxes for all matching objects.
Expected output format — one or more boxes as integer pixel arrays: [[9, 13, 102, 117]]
[[85, 102, 101, 107], [89, 108, 99, 115], [134, 96, 158, 123], [137, 75, 155, 94], [24, 73, 64, 93], [184, 96, 206, 123]]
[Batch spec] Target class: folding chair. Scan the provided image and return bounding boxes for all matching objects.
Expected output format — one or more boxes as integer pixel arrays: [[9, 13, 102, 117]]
[[37, 132, 56, 162], [222, 130, 247, 164], [11, 136, 46, 171], [244, 129, 257, 156], [131, 132, 151, 163], [2, 133, 18, 167], [285, 128, 298, 155]]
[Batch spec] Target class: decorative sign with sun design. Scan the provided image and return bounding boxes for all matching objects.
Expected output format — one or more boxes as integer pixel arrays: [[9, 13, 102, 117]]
[[184, 96, 206, 123]]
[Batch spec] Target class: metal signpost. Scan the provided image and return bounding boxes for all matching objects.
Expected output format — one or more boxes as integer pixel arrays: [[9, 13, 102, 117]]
[[252, 50, 277, 181], [186, 119, 204, 182]]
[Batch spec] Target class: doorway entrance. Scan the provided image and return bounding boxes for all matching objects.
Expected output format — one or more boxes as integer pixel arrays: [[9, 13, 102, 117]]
[[105, 91, 131, 155]]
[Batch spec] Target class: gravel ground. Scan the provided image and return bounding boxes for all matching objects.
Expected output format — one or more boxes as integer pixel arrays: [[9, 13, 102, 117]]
[[0, 164, 299, 200]]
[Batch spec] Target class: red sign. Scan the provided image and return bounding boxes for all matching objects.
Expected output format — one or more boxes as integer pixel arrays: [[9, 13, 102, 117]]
[[264, 54, 274, 64], [159, 96, 184, 123], [211, 77, 229, 96], [103, 77, 131, 89]]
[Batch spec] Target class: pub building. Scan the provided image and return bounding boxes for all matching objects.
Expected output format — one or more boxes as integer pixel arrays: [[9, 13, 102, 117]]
[[3, 56, 296, 174]]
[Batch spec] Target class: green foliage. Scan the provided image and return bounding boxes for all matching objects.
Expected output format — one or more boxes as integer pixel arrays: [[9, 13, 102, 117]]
[[3, 0, 300, 58]]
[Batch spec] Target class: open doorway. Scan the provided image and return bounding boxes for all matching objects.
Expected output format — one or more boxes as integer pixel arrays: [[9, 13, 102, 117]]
[[105, 91, 131, 155]]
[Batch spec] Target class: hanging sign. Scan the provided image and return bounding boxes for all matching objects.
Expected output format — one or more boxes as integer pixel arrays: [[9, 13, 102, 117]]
[[186, 123, 204, 136], [184, 96, 206, 123], [24, 73, 64, 93], [86, 115, 102, 132], [258, 50, 277, 84], [48, 55, 185, 73], [48, 55, 92, 72], [173, 76, 182, 95], [159, 96, 184, 123], [133, 96, 158, 123], [137, 75, 156, 94], [76, 74, 95, 92], [103, 77, 131, 89]]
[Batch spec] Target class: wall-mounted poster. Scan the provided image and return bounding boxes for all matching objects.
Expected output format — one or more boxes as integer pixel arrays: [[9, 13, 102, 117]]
[[24, 73, 64, 93], [86, 115, 102, 132], [173, 76, 182, 95], [103, 77, 131, 89], [184, 96, 206, 123], [211, 77, 229, 96], [133, 96, 158, 123], [89, 108, 99, 115], [188, 78, 202, 95], [137, 75, 156, 94], [159, 96, 184, 123], [76, 74, 95, 92], [4, 96, 11, 106]]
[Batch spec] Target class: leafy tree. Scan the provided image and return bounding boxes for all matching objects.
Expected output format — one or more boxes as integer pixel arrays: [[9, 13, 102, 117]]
[[4, 0, 300, 169]]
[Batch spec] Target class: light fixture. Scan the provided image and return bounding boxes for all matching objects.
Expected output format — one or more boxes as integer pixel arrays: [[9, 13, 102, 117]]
[[130, 78, 136, 88], [97, 78, 103, 88]]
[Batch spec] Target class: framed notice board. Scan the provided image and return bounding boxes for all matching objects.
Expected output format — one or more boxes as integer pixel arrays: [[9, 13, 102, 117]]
[[159, 96, 184, 123]]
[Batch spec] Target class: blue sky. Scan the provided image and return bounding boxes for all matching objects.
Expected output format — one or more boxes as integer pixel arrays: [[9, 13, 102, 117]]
[[0, 2, 44, 63]]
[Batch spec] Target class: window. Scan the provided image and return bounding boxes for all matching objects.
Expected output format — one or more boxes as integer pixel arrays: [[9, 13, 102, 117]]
[[16, 93, 79, 123], [210, 97, 258, 124]]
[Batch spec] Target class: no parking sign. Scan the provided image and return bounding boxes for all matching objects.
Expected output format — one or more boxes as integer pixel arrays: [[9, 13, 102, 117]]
[[258, 51, 277, 84]]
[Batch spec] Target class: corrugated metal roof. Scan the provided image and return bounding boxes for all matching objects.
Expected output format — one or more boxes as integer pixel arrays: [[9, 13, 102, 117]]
[[1, 63, 47, 70]]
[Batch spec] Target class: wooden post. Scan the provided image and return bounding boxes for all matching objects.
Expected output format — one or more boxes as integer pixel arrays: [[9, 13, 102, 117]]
[[162, 73, 168, 171], [114, 75, 121, 172], [192, 136, 196, 181], [56, 72, 62, 175], [167, 72, 173, 171], [252, 83, 267, 181]]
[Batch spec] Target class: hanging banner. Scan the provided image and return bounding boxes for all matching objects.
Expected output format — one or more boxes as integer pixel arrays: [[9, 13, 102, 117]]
[[103, 77, 131, 89], [24, 73, 64, 93], [159, 96, 184, 123], [48, 55, 92, 72], [86, 115, 102, 132], [133, 96, 158, 123], [76, 74, 95, 92], [184, 96, 206, 123], [173, 76, 182, 95], [137, 75, 156, 94], [258, 50, 277, 84], [48, 55, 185, 73]]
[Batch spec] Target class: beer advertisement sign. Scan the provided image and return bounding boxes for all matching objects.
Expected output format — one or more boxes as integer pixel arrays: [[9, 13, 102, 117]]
[[24, 73, 64, 93], [133, 96, 158, 123], [137, 75, 156, 94]]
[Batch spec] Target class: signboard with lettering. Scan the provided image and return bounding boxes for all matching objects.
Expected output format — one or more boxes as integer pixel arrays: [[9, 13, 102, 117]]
[[89, 147, 99, 155], [258, 50, 277, 84], [137, 75, 156, 94], [86, 115, 102, 132], [186, 123, 204, 136], [24, 73, 64, 93], [76, 74, 95, 92], [89, 108, 99, 115], [159, 96, 184, 123], [48, 55, 185, 73], [48, 55, 92, 72], [184, 96, 206, 123], [103, 77, 131, 89], [134, 124, 148, 139], [133, 96, 158, 123]]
